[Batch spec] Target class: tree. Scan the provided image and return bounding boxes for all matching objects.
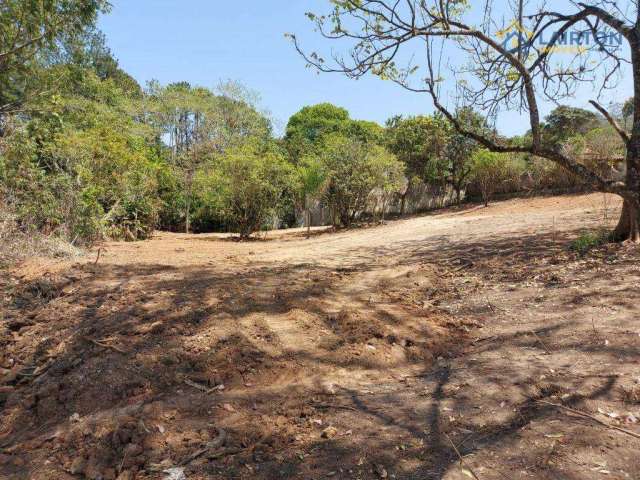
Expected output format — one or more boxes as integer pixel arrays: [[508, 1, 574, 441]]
[[217, 143, 296, 239], [285, 103, 383, 160], [583, 127, 627, 178], [0, 0, 110, 116], [542, 106, 601, 145], [292, 1, 640, 241], [471, 150, 509, 206], [446, 108, 492, 205], [145, 81, 271, 232], [296, 156, 327, 238], [319, 134, 404, 227], [368, 143, 405, 221], [1, 66, 161, 243], [149, 83, 214, 233], [385, 114, 450, 212]]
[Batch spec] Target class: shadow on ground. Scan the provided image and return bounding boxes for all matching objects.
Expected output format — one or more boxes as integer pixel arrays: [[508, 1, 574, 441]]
[[1, 223, 639, 479]]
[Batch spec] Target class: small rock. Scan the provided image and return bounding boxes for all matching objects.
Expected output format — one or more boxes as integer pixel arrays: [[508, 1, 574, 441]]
[[163, 467, 187, 480], [322, 382, 337, 395], [221, 403, 235, 412], [69, 412, 81, 423], [321, 426, 338, 439]]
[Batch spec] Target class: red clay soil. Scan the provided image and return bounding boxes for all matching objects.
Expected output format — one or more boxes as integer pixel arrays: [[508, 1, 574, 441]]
[[1, 193, 639, 480]]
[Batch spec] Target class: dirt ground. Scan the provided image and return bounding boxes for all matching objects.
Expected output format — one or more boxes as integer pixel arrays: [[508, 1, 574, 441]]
[[1, 192, 639, 480]]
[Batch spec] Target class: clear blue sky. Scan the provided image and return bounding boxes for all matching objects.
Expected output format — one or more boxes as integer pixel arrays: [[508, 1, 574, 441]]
[[98, 1, 634, 137]]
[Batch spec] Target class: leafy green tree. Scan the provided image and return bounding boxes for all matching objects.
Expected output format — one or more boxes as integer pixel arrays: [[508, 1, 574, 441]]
[[1, 59, 160, 243], [348, 119, 384, 145], [446, 108, 492, 205], [582, 126, 626, 178], [285, 103, 349, 155], [61, 28, 142, 98], [216, 143, 296, 238], [319, 134, 404, 227], [296, 156, 327, 238], [542, 106, 601, 145], [285, 103, 382, 160], [368, 144, 405, 221], [385, 114, 450, 212], [0, 0, 110, 116], [145, 81, 271, 232], [471, 150, 509, 207]]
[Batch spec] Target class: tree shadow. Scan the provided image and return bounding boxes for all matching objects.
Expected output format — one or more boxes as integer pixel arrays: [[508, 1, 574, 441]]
[[1, 223, 639, 479]]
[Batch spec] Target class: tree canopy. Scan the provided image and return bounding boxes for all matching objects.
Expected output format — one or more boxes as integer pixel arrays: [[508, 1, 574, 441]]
[[292, 0, 640, 241]]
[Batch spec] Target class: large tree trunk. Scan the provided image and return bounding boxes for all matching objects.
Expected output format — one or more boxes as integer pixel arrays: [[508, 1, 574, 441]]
[[613, 198, 640, 242], [185, 198, 191, 234], [616, 40, 640, 242], [615, 99, 640, 241], [400, 181, 412, 216], [399, 191, 407, 216]]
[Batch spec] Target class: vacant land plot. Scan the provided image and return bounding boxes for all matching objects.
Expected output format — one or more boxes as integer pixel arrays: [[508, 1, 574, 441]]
[[1, 193, 639, 480]]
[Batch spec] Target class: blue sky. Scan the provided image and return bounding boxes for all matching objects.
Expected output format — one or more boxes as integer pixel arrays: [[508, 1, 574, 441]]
[[98, 1, 634, 137]]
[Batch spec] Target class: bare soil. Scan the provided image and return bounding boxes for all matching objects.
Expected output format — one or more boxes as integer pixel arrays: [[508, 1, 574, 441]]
[[1, 193, 639, 480]]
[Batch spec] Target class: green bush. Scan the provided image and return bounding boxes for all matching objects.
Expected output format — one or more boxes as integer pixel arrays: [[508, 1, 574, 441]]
[[318, 134, 404, 226], [570, 229, 610, 255], [216, 143, 297, 238]]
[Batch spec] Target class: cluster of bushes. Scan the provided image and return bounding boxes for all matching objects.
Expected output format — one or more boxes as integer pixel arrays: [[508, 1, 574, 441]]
[[0, 1, 628, 250], [0, 67, 406, 244], [465, 106, 626, 203]]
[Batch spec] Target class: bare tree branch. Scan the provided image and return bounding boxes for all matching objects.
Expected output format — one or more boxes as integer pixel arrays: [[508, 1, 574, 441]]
[[589, 99, 631, 143]]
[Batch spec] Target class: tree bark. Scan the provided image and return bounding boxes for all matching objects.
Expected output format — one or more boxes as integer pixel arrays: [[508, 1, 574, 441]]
[[399, 191, 407, 216], [400, 181, 412, 216], [615, 36, 640, 242], [185, 184, 191, 234], [305, 195, 311, 239], [613, 199, 640, 241]]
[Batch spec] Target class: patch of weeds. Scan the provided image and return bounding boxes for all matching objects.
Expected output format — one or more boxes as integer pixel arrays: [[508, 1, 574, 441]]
[[570, 229, 610, 256]]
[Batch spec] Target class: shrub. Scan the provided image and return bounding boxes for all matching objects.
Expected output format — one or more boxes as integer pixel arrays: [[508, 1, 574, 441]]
[[0, 205, 81, 268], [470, 150, 511, 206], [319, 135, 404, 226], [570, 229, 610, 255], [216, 143, 296, 238]]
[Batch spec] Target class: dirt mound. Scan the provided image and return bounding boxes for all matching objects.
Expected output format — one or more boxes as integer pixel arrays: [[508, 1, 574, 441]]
[[326, 308, 389, 344]]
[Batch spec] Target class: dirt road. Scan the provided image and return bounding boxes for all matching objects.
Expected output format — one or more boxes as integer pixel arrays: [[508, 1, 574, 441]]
[[2, 193, 639, 480]]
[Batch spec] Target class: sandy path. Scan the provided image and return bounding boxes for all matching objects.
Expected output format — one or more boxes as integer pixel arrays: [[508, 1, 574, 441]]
[[89, 193, 618, 269]]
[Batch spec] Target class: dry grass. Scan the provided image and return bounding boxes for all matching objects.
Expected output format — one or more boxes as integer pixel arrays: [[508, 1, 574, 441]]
[[0, 207, 81, 268]]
